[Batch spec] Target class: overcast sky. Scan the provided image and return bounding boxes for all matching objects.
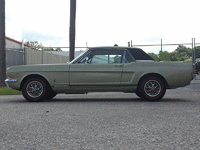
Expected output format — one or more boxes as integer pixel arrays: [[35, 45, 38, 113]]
[[5, 0, 200, 53]]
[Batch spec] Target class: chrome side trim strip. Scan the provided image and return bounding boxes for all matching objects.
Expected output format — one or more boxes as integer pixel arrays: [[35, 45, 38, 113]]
[[5, 79, 18, 89], [5, 79, 18, 83]]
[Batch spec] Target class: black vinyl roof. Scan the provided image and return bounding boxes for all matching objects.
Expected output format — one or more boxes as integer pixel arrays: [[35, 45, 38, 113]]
[[90, 47, 153, 60]]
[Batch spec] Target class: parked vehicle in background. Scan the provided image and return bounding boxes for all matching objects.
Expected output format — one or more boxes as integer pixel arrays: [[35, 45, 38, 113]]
[[5, 46, 194, 102], [195, 61, 200, 74]]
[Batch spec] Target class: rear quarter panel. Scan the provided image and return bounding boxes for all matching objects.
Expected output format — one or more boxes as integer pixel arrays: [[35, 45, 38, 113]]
[[123, 61, 193, 89]]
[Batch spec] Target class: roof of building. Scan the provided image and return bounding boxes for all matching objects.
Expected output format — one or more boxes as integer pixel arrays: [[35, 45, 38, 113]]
[[6, 36, 31, 48]]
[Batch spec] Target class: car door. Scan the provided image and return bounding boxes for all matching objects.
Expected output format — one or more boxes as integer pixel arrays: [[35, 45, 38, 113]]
[[69, 49, 124, 86], [121, 50, 137, 85]]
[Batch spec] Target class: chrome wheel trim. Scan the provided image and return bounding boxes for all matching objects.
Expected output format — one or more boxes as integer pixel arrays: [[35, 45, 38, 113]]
[[144, 80, 161, 97], [26, 81, 43, 98]]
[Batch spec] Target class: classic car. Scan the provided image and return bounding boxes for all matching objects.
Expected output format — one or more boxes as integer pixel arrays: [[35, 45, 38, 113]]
[[5, 46, 194, 102]]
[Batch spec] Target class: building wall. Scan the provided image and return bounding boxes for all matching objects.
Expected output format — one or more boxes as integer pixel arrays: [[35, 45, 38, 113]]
[[6, 38, 22, 49]]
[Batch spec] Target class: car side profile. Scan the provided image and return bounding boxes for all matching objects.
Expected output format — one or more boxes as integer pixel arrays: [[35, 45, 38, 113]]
[[5, 46, 194, 102]]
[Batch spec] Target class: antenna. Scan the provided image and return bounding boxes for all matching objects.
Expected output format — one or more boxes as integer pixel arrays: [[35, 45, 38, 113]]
[[86, 42, 88, 48]]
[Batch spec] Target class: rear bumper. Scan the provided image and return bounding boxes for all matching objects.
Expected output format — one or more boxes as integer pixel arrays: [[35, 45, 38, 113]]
[[5, 78, 18, 89]]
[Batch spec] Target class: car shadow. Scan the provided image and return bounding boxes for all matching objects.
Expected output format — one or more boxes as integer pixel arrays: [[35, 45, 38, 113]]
[[3, 95, 193, 103], [41, 97, 191, 103]]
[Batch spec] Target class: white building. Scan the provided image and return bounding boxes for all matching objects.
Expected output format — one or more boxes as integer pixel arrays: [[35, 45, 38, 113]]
[[6, 36, 31, 49]]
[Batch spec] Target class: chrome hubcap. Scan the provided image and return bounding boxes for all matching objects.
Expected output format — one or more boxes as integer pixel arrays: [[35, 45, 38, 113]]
[[26, 81, 43, 98], [144, 80, 161, 97]]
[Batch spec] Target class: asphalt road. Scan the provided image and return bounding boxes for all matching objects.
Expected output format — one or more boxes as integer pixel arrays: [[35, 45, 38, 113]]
[[0, 77, 200, 150]]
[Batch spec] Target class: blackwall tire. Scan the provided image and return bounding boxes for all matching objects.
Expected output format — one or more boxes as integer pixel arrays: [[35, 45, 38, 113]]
[[46, 88, 57, 99], [139, 77, 166, 101], [135, 89, 141, 98], [22, 78, 49, 102]]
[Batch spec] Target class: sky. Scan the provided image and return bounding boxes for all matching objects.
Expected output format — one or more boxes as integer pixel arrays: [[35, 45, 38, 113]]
[[5, 0, 200, 54]]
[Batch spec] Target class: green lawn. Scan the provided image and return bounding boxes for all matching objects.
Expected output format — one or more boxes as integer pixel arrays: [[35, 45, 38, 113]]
[[0, 87, 22, 95]]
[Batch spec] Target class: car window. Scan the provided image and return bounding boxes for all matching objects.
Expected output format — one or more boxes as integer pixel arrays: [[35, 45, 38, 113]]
[[124, 51, 135, 63], [91, 54, 122, 64], [70, 51, 87, 64], [75, 49, 134, 64], [75, 51, 91, 64], [90, 50, 124, 64], [127, 48, 153, 60], [78, 56, 88, 64]]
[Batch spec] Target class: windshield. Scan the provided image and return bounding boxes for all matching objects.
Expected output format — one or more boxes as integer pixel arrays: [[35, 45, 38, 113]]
[[69, 50, 88, 64]]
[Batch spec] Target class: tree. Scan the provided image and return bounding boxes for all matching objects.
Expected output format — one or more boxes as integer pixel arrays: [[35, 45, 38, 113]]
[[159, 51, 171, 61], [43, 48, 62, 51], [176, 56, 190, 61], [194, 46, 200, 58], [174, 45, 192, 57], [170, 51, 178, 61], [148, 53, 159, 61], [169, 45, 192, 61], [25, 41, 62, 51], [113, 55, 121, 63], [148, 51, 171, 61], [25, 41, 43, 49]]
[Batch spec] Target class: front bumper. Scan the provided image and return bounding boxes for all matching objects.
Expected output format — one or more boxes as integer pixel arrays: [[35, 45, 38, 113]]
[[5, 78, 18, 89]]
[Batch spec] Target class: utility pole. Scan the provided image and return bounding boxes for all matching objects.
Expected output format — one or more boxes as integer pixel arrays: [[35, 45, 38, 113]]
[[0, 0, 6, 87], [160, 39, 162, 61], [69, 0, 76, 61]]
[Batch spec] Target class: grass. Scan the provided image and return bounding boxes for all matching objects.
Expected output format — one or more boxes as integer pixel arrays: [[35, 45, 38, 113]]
[[0, 87, 22, 95]]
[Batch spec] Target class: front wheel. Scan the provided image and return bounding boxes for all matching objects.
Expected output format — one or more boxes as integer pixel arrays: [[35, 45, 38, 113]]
[[46, 88, 57, 99], [22, 78, 49, 102], [135, 89, 141, 98], [139, 77, 166, 101]]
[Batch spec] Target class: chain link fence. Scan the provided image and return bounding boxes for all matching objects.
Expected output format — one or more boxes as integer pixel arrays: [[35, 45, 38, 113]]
[[5, 40, 200, 66], [131, 39, 200, 62], [6, 48, 25, 68]]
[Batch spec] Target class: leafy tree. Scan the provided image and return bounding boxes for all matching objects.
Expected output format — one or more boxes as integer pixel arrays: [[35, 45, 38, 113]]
[[148, 53, 159, 61], [176, 56, 190, 61], [148, 45, 200, 62], [43, 48, 62, 51], [148, 51, 171, 61], [194, 46, 200, 58], [25, 41, 62, 51], [25, 41, 43, 49], [170, 51, 178, 61], [174, 45, 192, 57], [113, 55, 121, 63], [159, 51, 171, 61]]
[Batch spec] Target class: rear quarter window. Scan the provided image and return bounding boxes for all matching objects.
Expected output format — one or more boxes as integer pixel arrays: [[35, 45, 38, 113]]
[[127, 48, 153, 60]]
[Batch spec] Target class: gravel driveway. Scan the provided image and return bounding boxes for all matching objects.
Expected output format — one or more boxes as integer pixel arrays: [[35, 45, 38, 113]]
[[0, 76, 200, 150]]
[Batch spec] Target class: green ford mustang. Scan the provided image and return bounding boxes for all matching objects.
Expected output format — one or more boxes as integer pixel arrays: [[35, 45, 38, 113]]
[[5, 46, 194, 102]]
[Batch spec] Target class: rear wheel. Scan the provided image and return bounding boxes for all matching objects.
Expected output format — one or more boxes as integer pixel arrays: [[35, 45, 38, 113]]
[[22, 78, 49, 102], [139, 77, 166, 101]]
